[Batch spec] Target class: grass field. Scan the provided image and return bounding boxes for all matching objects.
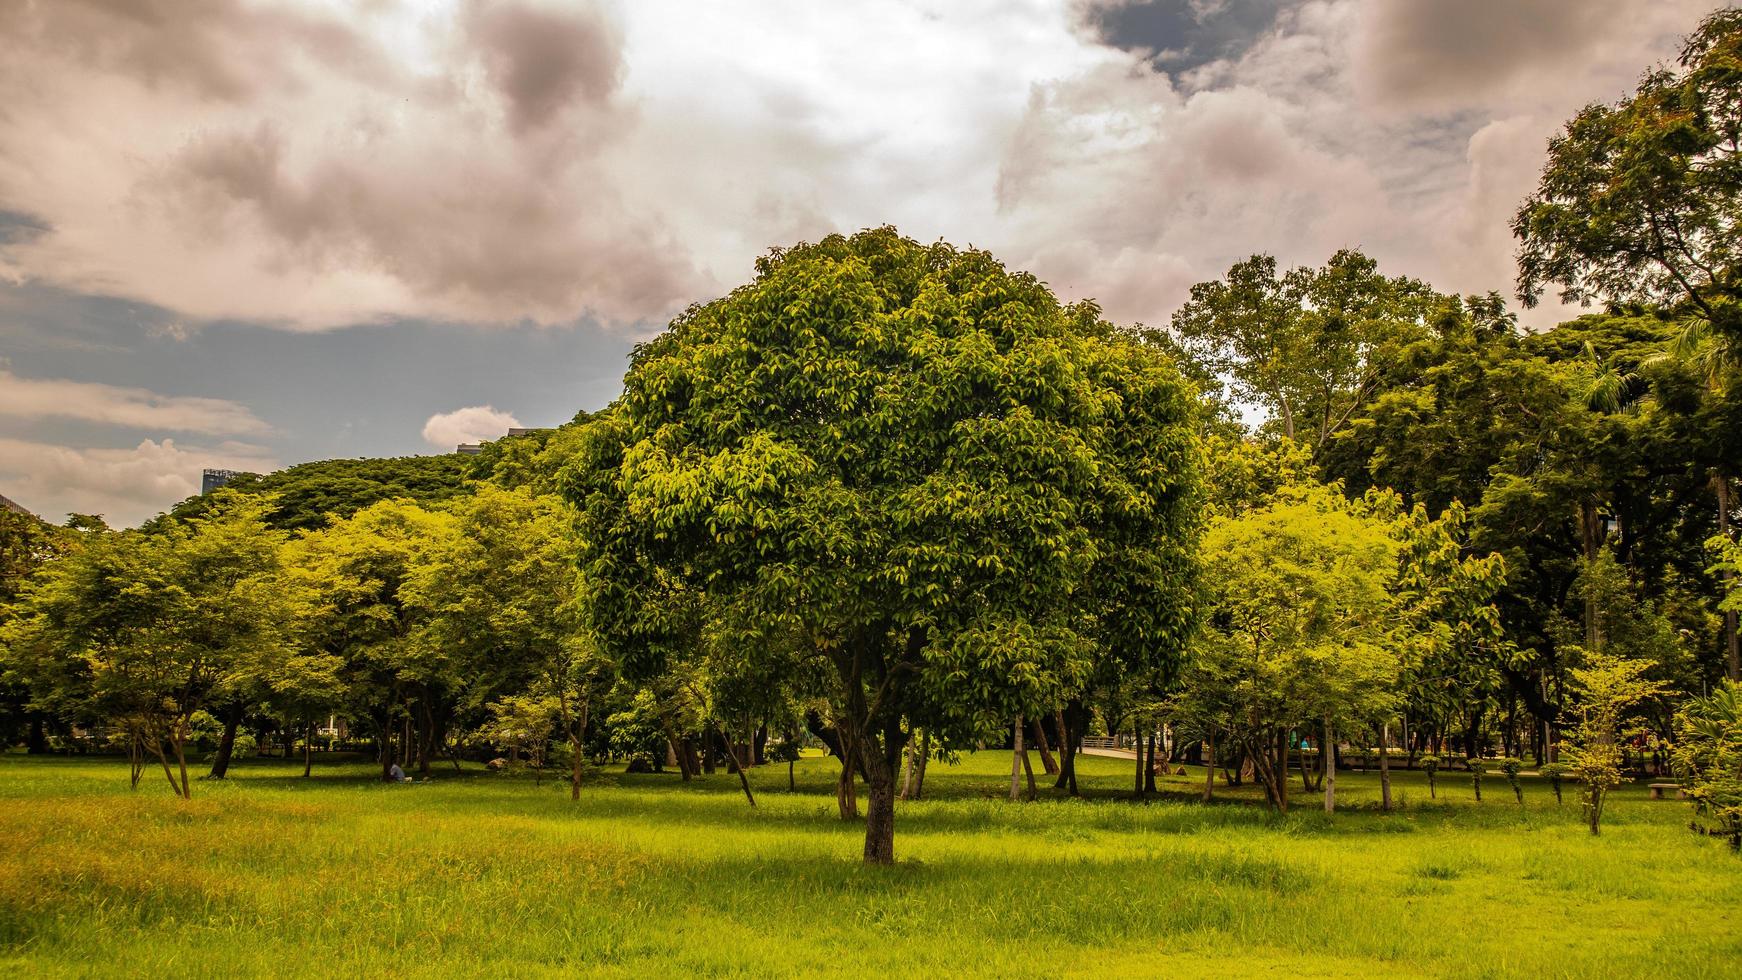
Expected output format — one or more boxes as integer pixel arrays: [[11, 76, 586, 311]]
[[1, 750, 1738, 978]]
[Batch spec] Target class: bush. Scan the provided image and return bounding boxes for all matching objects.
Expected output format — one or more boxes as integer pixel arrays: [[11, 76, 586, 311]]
[[1540, 762, 1568, 804], [1468, 758, 1489, 802], [1500, 758, 1524, 804]]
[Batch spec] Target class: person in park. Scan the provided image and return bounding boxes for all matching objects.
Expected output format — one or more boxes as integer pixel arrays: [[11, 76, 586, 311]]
[[388, 763, 407, 782]]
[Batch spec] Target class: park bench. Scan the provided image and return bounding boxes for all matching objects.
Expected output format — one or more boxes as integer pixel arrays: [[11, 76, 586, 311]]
[[1647, 783, 1686, 800]]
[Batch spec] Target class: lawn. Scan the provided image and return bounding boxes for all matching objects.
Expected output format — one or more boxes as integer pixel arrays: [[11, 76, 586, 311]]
[[1, 750, 1737, 978]]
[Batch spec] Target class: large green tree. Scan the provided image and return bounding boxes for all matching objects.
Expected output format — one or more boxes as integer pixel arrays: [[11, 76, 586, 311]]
[[570, 229, 1199, 863], [1514, 8, 1742, 340], [1170, 250, 1449, 460], [1, 496, 298, 796], [1179, 484, 1401, 812]]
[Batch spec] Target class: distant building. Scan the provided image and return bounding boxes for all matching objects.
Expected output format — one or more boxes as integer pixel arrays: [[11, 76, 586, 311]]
[[201, 469, 251, 494], [0, 492, 33, 517], [456, 426, 547, 455]]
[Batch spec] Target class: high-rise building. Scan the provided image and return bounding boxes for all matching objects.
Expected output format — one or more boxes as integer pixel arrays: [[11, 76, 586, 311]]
[[201, 469, 250, 494]]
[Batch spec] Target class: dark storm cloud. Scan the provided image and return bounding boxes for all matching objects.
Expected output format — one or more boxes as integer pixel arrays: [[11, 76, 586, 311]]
[[463, 0, 625, 134], [0, 209, 50, 246], [1087, 0, 1285, 72], [0, 0, 385, 102], [1352, 0, 1638, 110]]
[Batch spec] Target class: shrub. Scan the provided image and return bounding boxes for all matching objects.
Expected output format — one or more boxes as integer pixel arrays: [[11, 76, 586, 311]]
[[1500, 758, 1524, 804], [1540, 762, 1568, 804], [1468, 758, 1488, 802]]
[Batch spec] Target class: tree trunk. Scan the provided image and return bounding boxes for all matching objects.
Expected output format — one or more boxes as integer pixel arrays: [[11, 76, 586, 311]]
[[1133, 723, 1145, 797], [1580, 499, 1602, 651], [1379, 722, 1392, 812], [1032, 717, 1059, 775], [207, 702, 245, 779], [147, 727, 183, 798], [718, 724, 755, 807], [129, 729, 145, 789], [1054, 705, 1080, 795], [303, 720, 313, 777], [1718, 474, 1739, 682], [899, 735, 916, 800], [1020, 729, 1037, 800], [913, 730, 930, 800], [1276, 731, 1290, 812], [1009, 716, 1024, 802], [1144, 732, 1158, 794], [570, 700, 589, 801], [26, 714, 47, 755], [172, 719, 191, 799], [1202, 727, 1215, 802], [1323, 718, 1336, 813], [836, 734, 860, 820], [379, 711, 398, 782], [676, 737, 695, 780], [862, 753, 897, 864]]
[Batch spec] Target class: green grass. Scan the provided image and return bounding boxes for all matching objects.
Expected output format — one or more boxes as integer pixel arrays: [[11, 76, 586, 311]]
[[1, 750, 1738, 978]]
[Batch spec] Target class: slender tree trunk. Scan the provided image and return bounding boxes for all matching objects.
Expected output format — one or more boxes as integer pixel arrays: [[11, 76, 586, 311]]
[[1010, 716, 1024, 802], [207, 702, 244, 779], [1032, 717, 1059, 775], [1133, 723, 1145, 797], [172, 719, 191, 799], [1323, 717, 1336, 814], [148, 727, 182, 798], [1020, 728, 1037, 800], [417, 699, 437, 778], [899, 735, 916, 800], [570, 700, 589, 801], [1379, 722, 1392, 812], [1276, 731, 1290, 812], [1717, 474, 1739, 682], [911, 730, 930, 800], [1580, 499, 1603, 651], [1144, 733, 1158, 794], [129, 729, 145, 789], [1202, 726, 1215, 802], [303, 720, 313, 777], [718, 724, 755, 807], [836, 729, 860, 820], [1054, 705, 1080, 795]]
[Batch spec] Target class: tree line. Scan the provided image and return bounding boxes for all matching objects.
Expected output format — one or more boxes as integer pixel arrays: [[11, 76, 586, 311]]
[[4, 7, 1742, 864]]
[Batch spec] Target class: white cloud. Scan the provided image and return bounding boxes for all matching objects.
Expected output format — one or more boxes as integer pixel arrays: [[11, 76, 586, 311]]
[[0, 437, 277, 527], [0, 0, 1718, 338], [0, 369, 270, 436], [422, 405, 520, 449]]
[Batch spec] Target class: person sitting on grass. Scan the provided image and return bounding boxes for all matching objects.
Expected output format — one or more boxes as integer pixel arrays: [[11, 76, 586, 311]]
[[389, 763, 407, 782]]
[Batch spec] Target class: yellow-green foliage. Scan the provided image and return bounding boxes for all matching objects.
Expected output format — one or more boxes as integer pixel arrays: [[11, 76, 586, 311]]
[[1, 752, 1739, 977]]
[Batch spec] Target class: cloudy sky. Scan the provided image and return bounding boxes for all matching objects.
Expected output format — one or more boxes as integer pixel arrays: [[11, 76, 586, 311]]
[[0, 0, 1716, 524]]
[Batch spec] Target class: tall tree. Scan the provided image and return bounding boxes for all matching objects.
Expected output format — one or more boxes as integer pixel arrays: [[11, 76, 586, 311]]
[[1170, 250, 1448, 460], [1514, 8, 1742, 342], [1179, 485, 1401, 812], [1, 496, 297, 796], [571, 229, 1199, 863]]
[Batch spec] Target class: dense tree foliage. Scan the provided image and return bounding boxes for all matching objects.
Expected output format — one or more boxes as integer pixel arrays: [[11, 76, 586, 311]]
[[569, 228, 1200, 862], [7, 8, 1742, 866]]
